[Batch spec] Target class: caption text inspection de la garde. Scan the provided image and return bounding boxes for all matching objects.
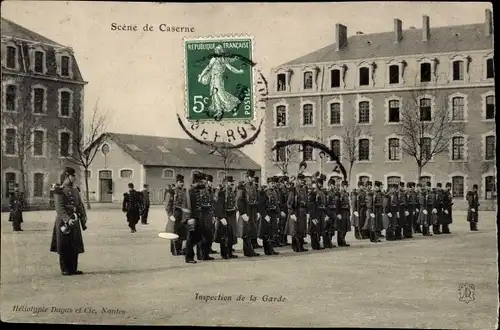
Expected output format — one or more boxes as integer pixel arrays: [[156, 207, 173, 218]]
[[110, 23, 195, 33], [195, 293, 287, 303]]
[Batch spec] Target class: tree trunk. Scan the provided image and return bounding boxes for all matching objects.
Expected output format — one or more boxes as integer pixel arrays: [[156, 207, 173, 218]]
[[348, 163, 354, 185], [417, 166, 422, 183], [84, 169, 91, 210], [18, 152, 28, 206]]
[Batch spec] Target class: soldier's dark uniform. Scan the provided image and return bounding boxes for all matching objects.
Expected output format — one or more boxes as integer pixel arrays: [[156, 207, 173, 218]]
[[337, 181, 351, 247], [257, 177, 280, 255], [433, 183, 444, 235], [467, 184, 480, 231], [213, 176, 239, 259], [429, 188, 440, 235], [308, 177, 326, 250], [413, 184, 423, 233], [441, 182, 453, 234], [405, 182, 418, 237], [398, 182, 410, 239], [385, 185, 399, 241], [8, 184, 24, 231], [419, 182, 434, 236], [195, 173, 215, 261], [287, 173, 309, 252], [251, 176, 263, 250], [325, 178, 339, 248], [277, 176, 291, 246], [165, 174, 189, 256], [122, 183, 142, 233], [50, 167, 87, 276], [366, 181, 383, 243], [205, 175, 218, 255], [236, 170, 260, 257], [140, 184, 150, 224]]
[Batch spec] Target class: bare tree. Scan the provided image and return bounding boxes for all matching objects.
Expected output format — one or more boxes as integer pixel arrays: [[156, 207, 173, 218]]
[[57, 98, 107, 209], [209, 143, 240, 174], [2, 79, 46, 202], [397, 85, 465, 179], [268, 138, 301, 175], [342, 122, 365, 183]]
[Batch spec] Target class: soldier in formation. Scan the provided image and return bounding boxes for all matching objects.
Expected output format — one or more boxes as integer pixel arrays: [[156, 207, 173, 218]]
[[122, 183, 143, 233], [140, 184, 150, 225], [9, 183, 24, 232]]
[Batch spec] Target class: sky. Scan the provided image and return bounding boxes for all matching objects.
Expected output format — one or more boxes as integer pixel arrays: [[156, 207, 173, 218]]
[[1, 1, 492, 166]]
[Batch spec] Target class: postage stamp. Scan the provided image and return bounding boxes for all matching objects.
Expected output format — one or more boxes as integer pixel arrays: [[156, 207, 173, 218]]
[[184, 36, 254, 122]]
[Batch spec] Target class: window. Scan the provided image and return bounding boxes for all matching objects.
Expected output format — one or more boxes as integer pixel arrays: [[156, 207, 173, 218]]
[[217, 171, 227, 180], [5, 128, 16, 155], [485, 136, 495, 160], [302, 145, 313, 161], [485, 176, 496, 199], [33, 88, 45, 114], [33, 173, 44, 197], [452, 97, 464, 121], [157, 146, 170, 153], [420, 63, 431, 82], [359, 176, 370, 184], [277, 73, 286, 91], [388, 100, 400, 123], [33, 130, 45, 156], [419, 98, 431, 121], [358, 101, 370, 123], [331, 69, 340, 88], [6, 46, 17, 69], [5, 85, 17, 112], [452, 136, 465, 160], [162, 169, 174, 178], [34, 51, 45, 73], [60, 91, 71, 116], [101, 143, 110, 155], [453, 60, 464, 81], [302, 104, 313, 126], [276, 145, 287, 162], [60, 132, 71, 157], [359, 67, 369, 86], [126, 144, 140, 151], [185, 147, 197, 154], [329, 139, 341, 161], [303, 71, 313, 89], [388, 138, 400, 161], [61, 56, 70, 77], [419, 176, 431, 187], [276, 105, 287, 127], [120, 169, 133, 178], [486, 95, 495, 120], [329, 103, 341, 125], [451, 176, 464, 198], [486, 58, 494, 79], [4, 172, 16, 198], [420, 137, 432, 160], [358, 139, 370, 161], [85, 170, 91, 178], [387, 176, 401, 186], [389, 65, 399, 84]]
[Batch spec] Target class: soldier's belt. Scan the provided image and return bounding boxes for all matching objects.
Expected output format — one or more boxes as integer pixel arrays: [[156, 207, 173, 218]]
[[200, 205, 212, 208], [226, 208, 236, 212]]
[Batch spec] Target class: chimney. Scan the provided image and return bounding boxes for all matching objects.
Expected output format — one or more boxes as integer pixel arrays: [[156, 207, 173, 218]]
[[335, 24, 348, 51], [422, 15, 430, 42], [394, 18, 403, 43], [485, 9, 492, 36]]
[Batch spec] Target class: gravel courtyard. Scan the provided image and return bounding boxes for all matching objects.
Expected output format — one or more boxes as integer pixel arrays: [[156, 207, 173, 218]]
[[1, 206, 497, 328]]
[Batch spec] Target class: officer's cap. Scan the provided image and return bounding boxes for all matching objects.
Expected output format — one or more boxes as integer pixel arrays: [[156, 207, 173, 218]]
[[224, 176, 234, 182], [328, 177, 336, 185], [282, 176, 289, 182], [128, 183, 134, 188], [246, 169, 255, 178], [254, 177, 259, 183], [374, 181, 382, 187], [446, 182, 451, 187], [64, 167, 76, 176], [341, 181, 348, 186], [437, 182, 442, 188], [473, 184, 478, 189], [400, 182, 405, 187], [206, 175, 213, 182], [297, 173, 305, 180], [357, 181, 364, 187], [176, 174, 184, 182], [366, 181, 373, 186]]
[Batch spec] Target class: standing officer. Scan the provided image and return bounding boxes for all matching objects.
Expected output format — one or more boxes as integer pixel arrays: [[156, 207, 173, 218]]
[[338, 181, 351, 247], [325, 177, 339, 248], [430, 186, 440, 235], [398, 182, 410, 239], [287, 173, 309, 252], [184, 173, 204, 263], [385, 184, 399, 241], [351, 183, 360, 239], [257, 176, 280, 255], [308, 176, 325, 250], [50, 167, 87, 276], [406, 182, 418, 238], [278, 176, 291, 247], [213, 176, 238, 259], [420, 182, 433, 236], [236, 170, 260, 257], [195, 173, 215, 261], [122, 183, 142, 233], [252, 176, 263, 249], [205, 175, 218, 255], [9, 183, 24, 232], [414, 183, 423, 234], [366, 181, 383, 243], [140, 184, 150, 225], [165, 174, 189, 256], [441, 182, 453, 234], [467, 184, 480, 231]]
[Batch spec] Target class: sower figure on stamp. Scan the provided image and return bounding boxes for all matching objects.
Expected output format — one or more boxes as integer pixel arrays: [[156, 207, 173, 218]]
[[195, 173, 215, 261], [165, 174, 189, 256], [441, 182, 453, 234], [325, 178, 339, 248], [287, 173, 309, 252], [236, 170, 260, 257], [257, 177, 280, 256], [213, 176, 238, 259], [205, 175, 218, 255], [338, 181, 351, 247], [140, 184, 150, 225], [9, 184, 24, 232], [467, 184, 480, 231], [50, 167, 87, 276], [122, 183, 142, 233]]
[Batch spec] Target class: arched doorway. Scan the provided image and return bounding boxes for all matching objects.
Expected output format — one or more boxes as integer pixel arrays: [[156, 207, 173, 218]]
[[99, 170, 113, 203]]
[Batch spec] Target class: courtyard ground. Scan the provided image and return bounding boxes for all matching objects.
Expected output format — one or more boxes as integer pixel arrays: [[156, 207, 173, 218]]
[[1, 206, 498, 328]]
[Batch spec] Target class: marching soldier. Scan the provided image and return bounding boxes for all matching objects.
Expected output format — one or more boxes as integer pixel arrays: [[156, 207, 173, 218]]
[[325, 177, 339, 248], [287, 173, 309, 252], [406, 182, 418, 237], [50, 167, 87, 276], [140, 184, 150, 225], [257, 177, 280, 255], [338, 181, 351, 247], [194, 173, 215, 261], [366, 181, 383, 243], [165, 174, 189, 256], [467, 184, 480, 231], [9, 184, 24, 232], [213, 176, 239, 259], [122, 183, 142, 233], [236, 170, 260, 257], [441, 182, 453, 234]]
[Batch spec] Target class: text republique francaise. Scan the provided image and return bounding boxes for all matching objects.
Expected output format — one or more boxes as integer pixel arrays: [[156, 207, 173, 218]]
[[110, 23, 195, 33]]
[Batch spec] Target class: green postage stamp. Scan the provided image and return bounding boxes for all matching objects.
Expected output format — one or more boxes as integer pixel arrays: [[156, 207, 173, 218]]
[[184, 36, 254, 122]]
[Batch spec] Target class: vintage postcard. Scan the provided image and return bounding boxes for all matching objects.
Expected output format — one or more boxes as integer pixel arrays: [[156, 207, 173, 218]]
[[0, 1, 497, 328]]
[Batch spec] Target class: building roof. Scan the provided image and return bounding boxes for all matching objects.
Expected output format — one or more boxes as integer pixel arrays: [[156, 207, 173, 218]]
[[96, 133, 261, 171], [1, 17, 63, 46], [281, 23, 493, 67]]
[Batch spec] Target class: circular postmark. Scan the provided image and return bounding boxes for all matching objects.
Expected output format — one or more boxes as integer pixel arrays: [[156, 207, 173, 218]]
[[178, 35, 266, 149]]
